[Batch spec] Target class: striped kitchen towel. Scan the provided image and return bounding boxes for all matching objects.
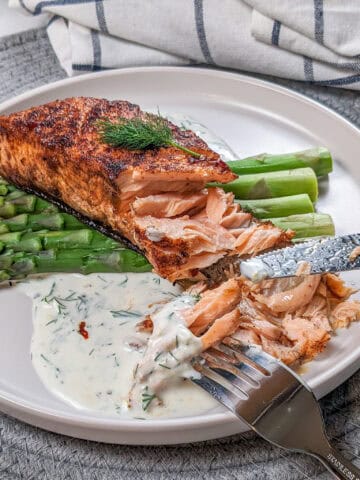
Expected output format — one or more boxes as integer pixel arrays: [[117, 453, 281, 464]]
[[10, 0, 360, 89]]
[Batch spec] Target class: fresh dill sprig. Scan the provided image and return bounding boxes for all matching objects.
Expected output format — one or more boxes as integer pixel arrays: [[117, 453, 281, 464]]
[[98, 113, 201, 158]]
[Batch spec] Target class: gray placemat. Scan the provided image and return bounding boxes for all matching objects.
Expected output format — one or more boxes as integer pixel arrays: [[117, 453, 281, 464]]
[[0, 28, 359, 480]]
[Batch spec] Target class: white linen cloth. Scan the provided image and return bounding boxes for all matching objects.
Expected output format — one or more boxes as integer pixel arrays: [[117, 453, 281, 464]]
[[9, 0, 360, 89], [0, 0, 46, 38]]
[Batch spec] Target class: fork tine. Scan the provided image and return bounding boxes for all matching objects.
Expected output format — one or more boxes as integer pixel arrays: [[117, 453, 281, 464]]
[[213, 343, 268, 383], [224, 339, 280, 373], [202, 351, 258, 395], [206, 348, 260, 386], [192, 362, 247, 412]]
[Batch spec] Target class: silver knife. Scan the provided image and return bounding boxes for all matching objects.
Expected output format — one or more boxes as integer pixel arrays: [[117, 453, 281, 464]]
[[240, 233, 360, 282]]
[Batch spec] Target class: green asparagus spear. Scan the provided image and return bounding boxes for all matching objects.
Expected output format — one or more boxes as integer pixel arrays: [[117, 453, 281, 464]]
[[0, 248, 151, 280], [0, 229, 117, 252], [0, 203, 16, 218], [217, 168, 318, 202], [0, 192, 58, 216], [0, 213, 84, 232], [61, 214, 85, 229], [8, 194, 37, 213], [237, 194, 314, 219], [267, 213, 335, 238], [2, 214, 28, 231], [0, 232, 42, 252], [227, 147, 332, 177], [34, 198, 59, 213]]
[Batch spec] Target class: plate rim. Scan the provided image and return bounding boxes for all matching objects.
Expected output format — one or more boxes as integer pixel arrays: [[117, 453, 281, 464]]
[[0, 66, 359, 441]]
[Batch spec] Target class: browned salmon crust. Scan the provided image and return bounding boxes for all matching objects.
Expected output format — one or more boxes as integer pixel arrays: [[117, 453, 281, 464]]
[[0, 97, 233, 183], [0, 97, 232, 246], [0, 97, 292, 281]]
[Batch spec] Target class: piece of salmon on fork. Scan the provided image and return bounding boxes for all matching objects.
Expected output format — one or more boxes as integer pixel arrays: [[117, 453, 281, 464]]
[[0, 97, 292, 283], [129, 273, 360, 411]]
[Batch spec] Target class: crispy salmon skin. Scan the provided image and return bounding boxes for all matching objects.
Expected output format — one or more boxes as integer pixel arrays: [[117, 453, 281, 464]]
[[0, 97, 291, 281]]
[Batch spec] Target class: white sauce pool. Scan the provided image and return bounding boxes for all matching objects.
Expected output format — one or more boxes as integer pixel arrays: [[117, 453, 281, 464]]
[[19, 116, 231, 419], [21, 273, 217, 419]]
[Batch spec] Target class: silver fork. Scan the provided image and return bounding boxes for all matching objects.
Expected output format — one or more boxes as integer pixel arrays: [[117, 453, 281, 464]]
[[192, 339, 360, 480]]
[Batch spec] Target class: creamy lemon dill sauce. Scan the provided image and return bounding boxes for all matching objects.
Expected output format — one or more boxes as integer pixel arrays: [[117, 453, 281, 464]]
[[20, 117, 229, 418], [153, 112, 238, 161], [130, 295, 203, 412], [21, 273, 217, 419]]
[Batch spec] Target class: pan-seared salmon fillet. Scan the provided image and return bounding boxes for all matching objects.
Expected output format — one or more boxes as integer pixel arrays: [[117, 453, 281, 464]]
[[0, 97, 292, 281]]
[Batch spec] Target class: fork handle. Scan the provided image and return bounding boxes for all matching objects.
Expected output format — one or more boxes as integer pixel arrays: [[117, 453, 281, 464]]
[[312, 444, 360, 480]]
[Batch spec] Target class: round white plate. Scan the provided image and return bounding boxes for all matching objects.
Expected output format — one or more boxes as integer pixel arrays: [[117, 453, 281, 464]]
[[0, 67, 359, 445]]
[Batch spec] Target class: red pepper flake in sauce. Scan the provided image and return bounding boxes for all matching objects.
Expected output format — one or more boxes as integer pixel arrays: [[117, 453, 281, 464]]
[[78, 321, 89, 340]]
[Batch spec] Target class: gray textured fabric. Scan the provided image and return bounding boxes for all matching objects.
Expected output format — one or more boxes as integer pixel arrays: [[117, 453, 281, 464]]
[[0, 28, 359, 480]]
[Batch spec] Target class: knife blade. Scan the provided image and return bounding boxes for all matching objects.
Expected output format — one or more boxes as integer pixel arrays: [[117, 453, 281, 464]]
[[240, 233, 360, 282]]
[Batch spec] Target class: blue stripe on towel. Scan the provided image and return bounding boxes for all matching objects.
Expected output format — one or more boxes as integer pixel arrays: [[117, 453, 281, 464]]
[[25, 0, 97, 16], [303, 56, 314, 81], [311, 74, 360, 87], [18, 0, 33, 14], [314, 0, 324, 44], [194, 0, 215, 64], [47, 15, 61, 28], [271, 20, 281, 46], [95, 0, 109, 34], [72, 64, 104, 71], [91, 30, 102, 70]]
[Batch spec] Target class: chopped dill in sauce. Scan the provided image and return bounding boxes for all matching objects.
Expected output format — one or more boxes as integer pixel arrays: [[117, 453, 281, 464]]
[[110, 310, 143, 318], [142, 387, 157, 411], [23, 271, 217, 419]]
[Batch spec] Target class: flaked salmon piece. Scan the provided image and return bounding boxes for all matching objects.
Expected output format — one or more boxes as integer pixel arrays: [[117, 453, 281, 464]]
[[254, 275, 321, 313], [282, 316, 331, 361], [131, 186, 292, 281], [183, 278, 242, 335], [234, 223, 292, 256], [133, 214, 238, 281], [296, 295, 328, 319], [325, 273, 356, 298], [330, 301, 360, 328], [205, 188, 253, 230], [177, 270, 358, 364], [231, 328, 261, 346], [205, 187, 229, 224], [132, 192, 207, 218], [349, 246, 360, 262], [200, 309, 241, 350], [259, 337, 306, 365], [132, 271, 359, 400], [235, 298, 283, 340], [134, 215, 235, 253], [131, 187, 293, 281], [220, 207, 252, 231], [240, 318, 283, 341]]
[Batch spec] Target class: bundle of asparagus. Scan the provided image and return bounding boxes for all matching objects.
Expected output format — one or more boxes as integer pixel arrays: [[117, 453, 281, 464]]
[[0, 184, 151, 281], [0, 147, 334, 281]]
